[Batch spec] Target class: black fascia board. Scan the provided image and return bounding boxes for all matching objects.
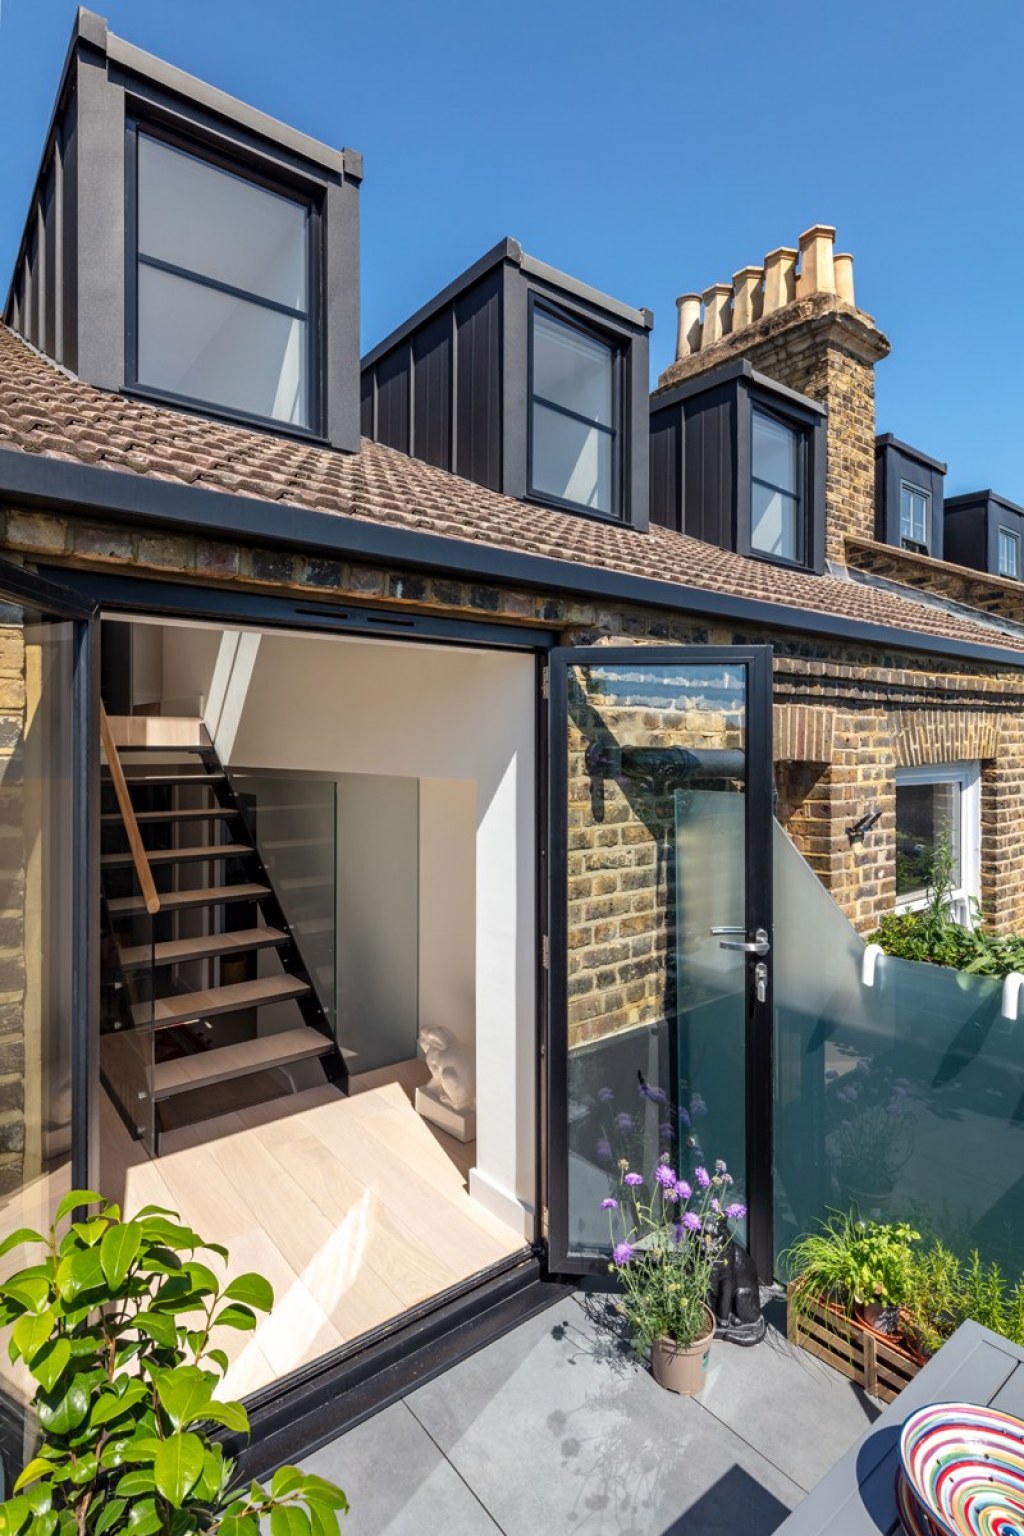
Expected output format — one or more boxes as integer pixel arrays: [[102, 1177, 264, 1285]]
[[651, 359, 826, 420], [946, 489, 1024, 518], [1, 446, 1023, 670], [0, 551, 96, 618], [874, 433, 947, 475], [361, 238, 653, 371]]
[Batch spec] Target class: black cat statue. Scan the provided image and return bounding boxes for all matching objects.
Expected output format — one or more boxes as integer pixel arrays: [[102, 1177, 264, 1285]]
[[709, 1223, 767, 1346]]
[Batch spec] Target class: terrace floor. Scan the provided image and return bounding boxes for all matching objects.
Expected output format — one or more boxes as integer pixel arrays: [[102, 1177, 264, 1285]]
[[305, 1291, 882, 1535]]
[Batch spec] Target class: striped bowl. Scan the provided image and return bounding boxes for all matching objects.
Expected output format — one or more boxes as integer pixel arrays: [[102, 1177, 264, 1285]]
[[899, 1402, 1024, 1536], [897, 1466, 948, 1536]]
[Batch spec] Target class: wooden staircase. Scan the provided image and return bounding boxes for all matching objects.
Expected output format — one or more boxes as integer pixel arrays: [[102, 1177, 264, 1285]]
[[100, 711, 344, 1153]]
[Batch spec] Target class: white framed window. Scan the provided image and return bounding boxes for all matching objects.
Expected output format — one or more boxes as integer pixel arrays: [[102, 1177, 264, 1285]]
[[900, 482, 931, 552], [894, 762, 980, 926], [998, 527, 1020, 579]]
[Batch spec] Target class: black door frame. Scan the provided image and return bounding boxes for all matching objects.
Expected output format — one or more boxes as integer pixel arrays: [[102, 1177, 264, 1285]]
[[545, 644, 776, 1280], [0, 557, 100, 1195]]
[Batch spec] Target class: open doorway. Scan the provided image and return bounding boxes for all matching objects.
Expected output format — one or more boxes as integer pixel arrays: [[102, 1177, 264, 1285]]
[[98, 613, 538, 1394]]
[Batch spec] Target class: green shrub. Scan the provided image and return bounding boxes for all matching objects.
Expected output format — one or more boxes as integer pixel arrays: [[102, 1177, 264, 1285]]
[[0, 1190, 348, 1535]]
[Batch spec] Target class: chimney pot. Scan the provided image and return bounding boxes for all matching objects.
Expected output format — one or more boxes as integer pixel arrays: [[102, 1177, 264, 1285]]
[[732, 266, 764, 332], [834, 252, 855, 306], [797, 224, 837, 298], [675, 293, 703, 359], [701, 283, 733, 346], [762, 247, 798, 313]]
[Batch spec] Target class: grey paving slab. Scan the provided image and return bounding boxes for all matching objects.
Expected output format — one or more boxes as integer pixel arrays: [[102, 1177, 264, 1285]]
[[699, 1301, 881, 1492], [303, 1398, 501, 1536], [405, 1295, 805, 1535]]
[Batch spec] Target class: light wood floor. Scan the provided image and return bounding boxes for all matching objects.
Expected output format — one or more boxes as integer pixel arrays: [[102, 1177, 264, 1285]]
[[99, 1062, 527, 1399]]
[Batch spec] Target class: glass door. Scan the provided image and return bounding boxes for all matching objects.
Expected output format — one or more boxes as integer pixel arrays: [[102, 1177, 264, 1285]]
[[546, 645, 774, 1277]]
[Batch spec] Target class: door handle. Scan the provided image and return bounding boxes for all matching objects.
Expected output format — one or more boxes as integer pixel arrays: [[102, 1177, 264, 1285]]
[[715, 927, 770, 956]]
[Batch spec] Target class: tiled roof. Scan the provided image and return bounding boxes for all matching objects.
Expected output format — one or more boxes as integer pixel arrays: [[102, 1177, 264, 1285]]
[[1, 324, 1022, 658]]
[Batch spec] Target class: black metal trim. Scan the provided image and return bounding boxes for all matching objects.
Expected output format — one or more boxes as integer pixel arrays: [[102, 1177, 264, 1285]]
[[38, 568, 560, 652], [6, 448, 1018, 668], [0, 555, 96, 619], [742, 645, 775, 1281], [233, 1252, 563, 1477], [545, 645, 776, 1278], [73, 611, 101, 1192]]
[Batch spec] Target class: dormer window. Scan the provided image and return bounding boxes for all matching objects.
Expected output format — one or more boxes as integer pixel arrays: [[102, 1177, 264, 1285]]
[[751, 408, 804, 564], [128, 127, 317, 431], [900, 482, 930, 553], [998, 528, 1020, 579], [528, 303, 620, 518]]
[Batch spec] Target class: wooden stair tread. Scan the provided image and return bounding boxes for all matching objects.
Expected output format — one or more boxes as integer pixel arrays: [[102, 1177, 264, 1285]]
[[120, 927, 289, 969], [118, 772, 224, 786], [153, 1028, 334, 1098], [133, 975, 311, 1029], [108, 883, 269, 915], [105, 716, 207, 750], [103, 808, 239, 824], [102, 843, 253, 868]]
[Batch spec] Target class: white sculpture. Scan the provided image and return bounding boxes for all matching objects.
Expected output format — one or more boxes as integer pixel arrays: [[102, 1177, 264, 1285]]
[[418, 1025, 475, 1112]]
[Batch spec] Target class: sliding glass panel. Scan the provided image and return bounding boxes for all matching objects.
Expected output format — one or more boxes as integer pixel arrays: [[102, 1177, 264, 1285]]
[[0, 609, 76, 1483], [549, 647, 774, 1274]]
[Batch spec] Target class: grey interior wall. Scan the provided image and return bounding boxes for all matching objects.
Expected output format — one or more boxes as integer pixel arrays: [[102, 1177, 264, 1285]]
[[337, 774, 419, 1076]]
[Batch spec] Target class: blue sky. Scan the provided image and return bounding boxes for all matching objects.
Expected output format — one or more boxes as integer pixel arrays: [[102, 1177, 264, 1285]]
[[0, 0, 1021, 500]]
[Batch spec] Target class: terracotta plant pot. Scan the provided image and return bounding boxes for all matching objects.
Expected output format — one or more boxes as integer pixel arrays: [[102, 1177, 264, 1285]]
[[855, 1300, 900, 1336], [650, 1305, 715, 1396]]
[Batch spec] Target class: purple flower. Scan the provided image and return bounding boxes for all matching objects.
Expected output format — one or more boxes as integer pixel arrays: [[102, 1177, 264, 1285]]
[[710, 1198, 721, 1215], [673, 1223, 685, 1243], [600, 1198, 618, 1210], [714, 1159, 728, 1174], [596, 1138, 613, 1163], [615, 1112, 635, 1133], [682, 1212, 702, 1233], [654, 1164, 677, 1189], [674, 1180, 692, 1201], [677, 1107, 691, 1128], [695, 1166, 711, 1189], [639, 1082, 667, 1104], [659, 1121, 676, 1141], [691, 1094, 708, 1118], [855, 1060, 870, 1075], [726, 1203, 748, 1221], [597, 1087, 615, 1104], [623, 1172, 643, 1187], [612, 1242, 634, 1267]]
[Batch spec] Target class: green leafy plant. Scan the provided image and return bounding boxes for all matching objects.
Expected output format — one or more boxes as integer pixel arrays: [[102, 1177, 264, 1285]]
[[0, 1190, 348, 1534], [871, 826, 1024, 978], [783, 1212, 920, 1325]]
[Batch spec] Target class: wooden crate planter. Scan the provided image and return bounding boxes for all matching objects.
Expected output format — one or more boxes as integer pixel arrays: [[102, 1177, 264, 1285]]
[[787, 1289, 924, 1403]]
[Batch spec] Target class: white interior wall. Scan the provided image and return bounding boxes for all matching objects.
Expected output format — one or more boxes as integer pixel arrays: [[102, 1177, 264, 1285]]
[[418, 778, 476, 1056], [224, 632, 536, 1237], [160, 626, 222, 715]]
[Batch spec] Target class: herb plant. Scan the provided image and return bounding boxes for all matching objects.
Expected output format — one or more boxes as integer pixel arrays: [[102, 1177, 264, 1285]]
[[0, 1190, 348, 1535], [783, 1211, 920, 1325]]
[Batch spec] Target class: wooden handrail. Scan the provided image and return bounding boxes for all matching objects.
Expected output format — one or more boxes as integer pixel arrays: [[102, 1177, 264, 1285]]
[[99, 703, 161, 916]]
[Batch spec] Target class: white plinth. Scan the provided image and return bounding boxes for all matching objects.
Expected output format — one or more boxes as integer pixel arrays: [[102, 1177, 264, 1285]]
[[415, 1083, 476, 1143]]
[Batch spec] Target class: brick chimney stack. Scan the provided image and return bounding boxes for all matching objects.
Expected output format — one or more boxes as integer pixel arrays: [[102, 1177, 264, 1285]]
[[656, 226, 891, 568]]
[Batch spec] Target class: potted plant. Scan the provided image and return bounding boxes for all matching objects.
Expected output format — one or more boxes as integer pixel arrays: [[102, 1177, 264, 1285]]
[[604, 1158, 746, 1396], [786, 1212, 919, 1334], [0, 1189, 348, 1533]]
